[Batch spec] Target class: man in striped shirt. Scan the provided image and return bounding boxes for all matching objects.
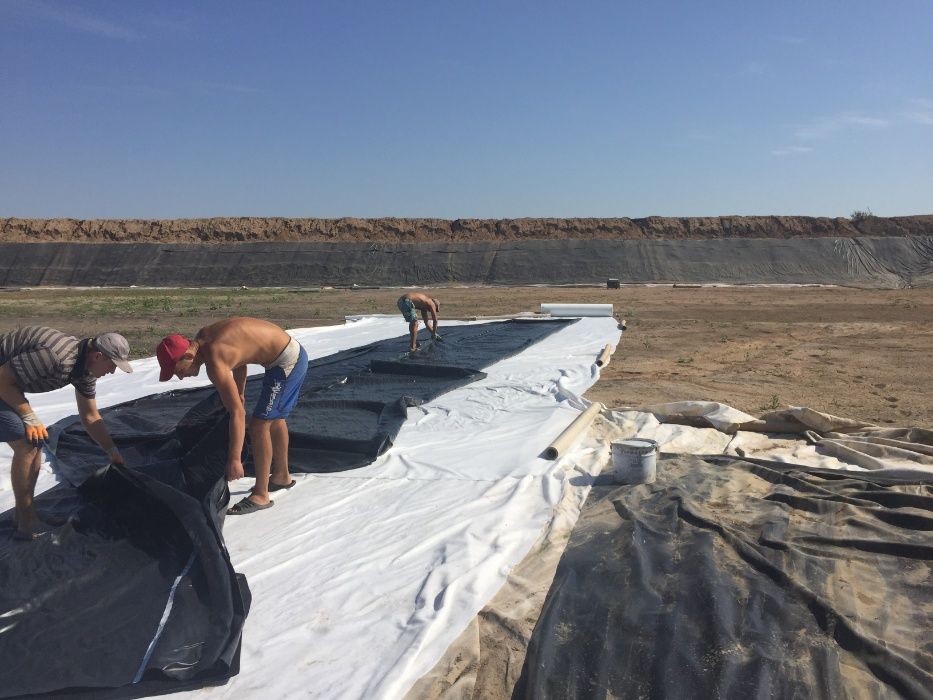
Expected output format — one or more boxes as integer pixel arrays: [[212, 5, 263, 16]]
[[0, 326, 134, 540]]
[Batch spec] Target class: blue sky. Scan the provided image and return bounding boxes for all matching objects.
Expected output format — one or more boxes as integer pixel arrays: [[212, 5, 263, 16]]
[[1, 0, 931, 219]]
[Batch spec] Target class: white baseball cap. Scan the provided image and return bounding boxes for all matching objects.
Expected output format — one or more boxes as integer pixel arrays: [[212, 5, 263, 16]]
[[94, 333, 134, 373]]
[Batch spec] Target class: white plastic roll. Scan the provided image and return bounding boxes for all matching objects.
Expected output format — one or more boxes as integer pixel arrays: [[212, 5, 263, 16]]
[[540, 303, 614, 317], [595, 343, 613, 367], [543, 402, 605, 460]]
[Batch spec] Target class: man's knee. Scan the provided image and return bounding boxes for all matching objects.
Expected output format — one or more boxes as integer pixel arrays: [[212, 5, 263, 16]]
[[10, 439, 40, 460], [249, 418, 272, 435]]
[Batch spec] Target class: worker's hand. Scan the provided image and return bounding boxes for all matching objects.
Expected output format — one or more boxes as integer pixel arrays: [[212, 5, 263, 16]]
[[225, 458, 245, 482], [433, 333, 443, 342], [107, 446, 125, 465], [21, 412, 48, 446]]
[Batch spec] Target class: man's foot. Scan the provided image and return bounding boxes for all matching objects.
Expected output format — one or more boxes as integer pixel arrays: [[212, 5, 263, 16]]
[[39, 513, 69, 527], [268, 479, 296, 492], [11, 518, 52, 541], [227, 496, 274, 516], [13, 512, 42, 537], [15, 512, 68, 529]]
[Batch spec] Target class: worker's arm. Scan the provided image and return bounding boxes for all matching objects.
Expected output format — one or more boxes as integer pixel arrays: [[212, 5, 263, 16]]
[[208, 363, 247, 481], [233, 365, 248, 406], [75, 391, 123, 464], [0, 363, 46, 444], [426, 307, 439, 337]]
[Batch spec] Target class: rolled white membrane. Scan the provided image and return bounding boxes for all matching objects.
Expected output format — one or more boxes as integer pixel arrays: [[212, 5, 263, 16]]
[[595, 343, 613, 367], [544, 401, 605, 460], [540, 303, 613, 317]]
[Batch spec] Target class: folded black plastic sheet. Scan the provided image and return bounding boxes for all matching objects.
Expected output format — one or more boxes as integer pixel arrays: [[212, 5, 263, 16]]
[[515, 455, 933, 700], [0, 465, 249, 699], [0, 319, 572, 699]]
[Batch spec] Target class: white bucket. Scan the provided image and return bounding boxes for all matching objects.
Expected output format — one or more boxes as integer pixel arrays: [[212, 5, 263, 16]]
[[611, 438, 658, 484]]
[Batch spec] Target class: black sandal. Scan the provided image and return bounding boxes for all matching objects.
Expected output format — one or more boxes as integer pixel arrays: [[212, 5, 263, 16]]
[[227, 497, 274, 515]]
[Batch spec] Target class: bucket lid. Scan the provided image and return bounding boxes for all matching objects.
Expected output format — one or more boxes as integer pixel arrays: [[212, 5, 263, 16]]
[[613, 438, 658, 454]]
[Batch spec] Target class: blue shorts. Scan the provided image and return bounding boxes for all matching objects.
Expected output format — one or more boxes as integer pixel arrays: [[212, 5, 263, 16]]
[[397, 297, 419, 323], [252, 345, 309, 420], [0, 400, 26, 442]]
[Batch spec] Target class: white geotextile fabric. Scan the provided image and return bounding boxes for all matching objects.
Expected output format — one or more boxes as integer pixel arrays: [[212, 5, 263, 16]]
[[605, 401, 933, 474], [0, 315, 621, 699]]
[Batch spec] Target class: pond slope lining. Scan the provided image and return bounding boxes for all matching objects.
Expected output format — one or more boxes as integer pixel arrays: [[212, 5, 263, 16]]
[[1, 236, 933, 287]]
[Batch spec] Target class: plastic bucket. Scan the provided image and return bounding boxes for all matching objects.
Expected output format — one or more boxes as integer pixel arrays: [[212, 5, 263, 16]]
[[611, 438, 658, 484]]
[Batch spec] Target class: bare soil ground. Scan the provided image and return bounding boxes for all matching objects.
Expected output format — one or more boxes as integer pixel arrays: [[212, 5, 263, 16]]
[[1, 285, 930, 426], [5, 215, 932, 243]]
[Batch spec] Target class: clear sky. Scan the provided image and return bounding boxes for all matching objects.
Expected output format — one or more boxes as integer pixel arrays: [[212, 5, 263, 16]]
[[1, 0, 931, 219]]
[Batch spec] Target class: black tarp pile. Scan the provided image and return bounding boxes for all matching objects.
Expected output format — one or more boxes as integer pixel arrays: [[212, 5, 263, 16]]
[[0, 469, 248, 700], [0, 319, 572, 699], [515, 455, 933, 699]]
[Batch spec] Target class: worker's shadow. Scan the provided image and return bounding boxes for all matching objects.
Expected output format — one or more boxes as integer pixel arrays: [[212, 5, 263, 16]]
[[567, 472, 618, 487], [570, 470, 642, 488]]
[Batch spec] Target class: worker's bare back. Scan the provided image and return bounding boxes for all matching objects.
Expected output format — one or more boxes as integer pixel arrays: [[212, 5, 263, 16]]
[[195, 317, 291, 371], [400, 291, 436, 310]]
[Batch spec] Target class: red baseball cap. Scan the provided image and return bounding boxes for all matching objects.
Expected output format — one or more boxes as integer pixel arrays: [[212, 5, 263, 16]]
[[156, 334, 190, 381]]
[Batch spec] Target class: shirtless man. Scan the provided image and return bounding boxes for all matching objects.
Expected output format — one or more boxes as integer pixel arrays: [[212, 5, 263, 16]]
[[396, 292, 440, 352], [156, 317, 308, 515]]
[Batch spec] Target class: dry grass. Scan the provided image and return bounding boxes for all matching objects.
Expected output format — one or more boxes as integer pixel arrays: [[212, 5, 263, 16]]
[[1, 285, 931, 426]]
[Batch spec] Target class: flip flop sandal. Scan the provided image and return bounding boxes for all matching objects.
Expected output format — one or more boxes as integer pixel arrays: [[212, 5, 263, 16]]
[[227, 497, 274, 516], [268, 479, 296, 492]]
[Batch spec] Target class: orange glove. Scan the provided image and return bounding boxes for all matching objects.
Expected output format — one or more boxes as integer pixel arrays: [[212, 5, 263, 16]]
[[21, 411, 48, 445]]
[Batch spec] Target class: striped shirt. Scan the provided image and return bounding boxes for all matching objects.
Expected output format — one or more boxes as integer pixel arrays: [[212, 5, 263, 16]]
[[0, 326, 97, 398]]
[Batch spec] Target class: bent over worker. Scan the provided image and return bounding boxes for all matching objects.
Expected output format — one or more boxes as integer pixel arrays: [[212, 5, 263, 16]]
[[156, 317, 308, 516], [0, 327, 133, 540], [397, 292, 440, 352]]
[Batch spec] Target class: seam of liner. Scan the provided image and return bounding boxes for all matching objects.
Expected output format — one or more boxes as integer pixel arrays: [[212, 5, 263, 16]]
[[133, 551, 197, 684]]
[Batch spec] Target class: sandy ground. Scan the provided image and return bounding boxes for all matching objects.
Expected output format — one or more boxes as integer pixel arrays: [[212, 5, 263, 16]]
[[6, 214, 931, 243], [1, 285, 930, 426]]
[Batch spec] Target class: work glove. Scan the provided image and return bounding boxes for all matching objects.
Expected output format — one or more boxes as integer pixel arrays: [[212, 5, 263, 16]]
[[433, 334, 443, 342], [21, 411, 48, 445]]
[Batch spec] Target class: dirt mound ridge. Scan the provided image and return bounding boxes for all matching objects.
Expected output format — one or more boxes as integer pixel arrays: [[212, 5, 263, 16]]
[[3, 215, 932, 244]]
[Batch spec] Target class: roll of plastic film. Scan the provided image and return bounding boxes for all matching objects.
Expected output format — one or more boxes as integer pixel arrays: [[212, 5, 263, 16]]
[[540, 303, 614, 317]]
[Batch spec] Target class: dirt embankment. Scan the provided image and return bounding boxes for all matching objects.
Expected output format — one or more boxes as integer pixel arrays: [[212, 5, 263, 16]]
[[2, 215, 932, 244]]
